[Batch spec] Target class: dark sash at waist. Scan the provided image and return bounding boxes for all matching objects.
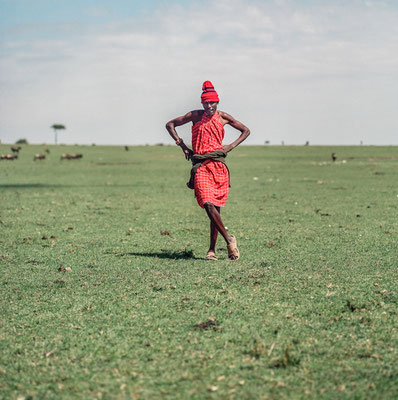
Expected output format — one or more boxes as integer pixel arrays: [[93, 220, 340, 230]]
[[187, 150, 230, 189]]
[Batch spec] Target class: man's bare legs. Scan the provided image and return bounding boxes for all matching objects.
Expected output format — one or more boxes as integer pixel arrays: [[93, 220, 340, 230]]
[[204, 202, 234, 250], [209, 206, 220, 253]]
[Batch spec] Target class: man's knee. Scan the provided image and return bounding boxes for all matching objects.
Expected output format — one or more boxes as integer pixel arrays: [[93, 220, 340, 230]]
[[203, 201, 215, 211]]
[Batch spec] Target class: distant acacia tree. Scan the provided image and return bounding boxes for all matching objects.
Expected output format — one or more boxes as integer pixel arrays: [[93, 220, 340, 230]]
[[16, 138, 28, 144], [51, 124, 66, 145]]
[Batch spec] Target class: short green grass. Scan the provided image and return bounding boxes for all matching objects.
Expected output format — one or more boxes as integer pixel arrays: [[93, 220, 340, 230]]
[[0, 144, 397, 399]]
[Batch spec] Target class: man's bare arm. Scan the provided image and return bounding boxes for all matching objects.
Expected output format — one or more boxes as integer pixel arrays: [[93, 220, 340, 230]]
[[166, 111, 200, 160], [219, 111, 250, 153]]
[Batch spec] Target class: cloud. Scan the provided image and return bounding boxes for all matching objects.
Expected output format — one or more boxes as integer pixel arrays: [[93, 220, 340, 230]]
[[1, 0, 398, 145]]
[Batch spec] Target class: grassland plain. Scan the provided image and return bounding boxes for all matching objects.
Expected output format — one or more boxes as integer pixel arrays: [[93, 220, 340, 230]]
[[0, 144, 397, 400]]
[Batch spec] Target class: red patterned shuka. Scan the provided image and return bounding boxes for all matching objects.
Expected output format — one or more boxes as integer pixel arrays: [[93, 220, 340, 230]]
[[192, 111, 229, 208]]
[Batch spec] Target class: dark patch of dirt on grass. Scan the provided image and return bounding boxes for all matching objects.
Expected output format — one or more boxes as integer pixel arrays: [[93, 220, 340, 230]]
[[345, 300, 368, 312], [194, 319, 219, 331]]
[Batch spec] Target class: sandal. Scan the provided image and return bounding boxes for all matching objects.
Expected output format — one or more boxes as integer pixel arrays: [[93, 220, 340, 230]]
[[227, 236, 240, 261], [206, 251, 218, 261]]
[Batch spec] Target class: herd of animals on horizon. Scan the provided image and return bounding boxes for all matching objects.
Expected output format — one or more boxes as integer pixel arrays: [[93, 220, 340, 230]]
[[1, 145, 338, 162], [1, 146, 83, 161]]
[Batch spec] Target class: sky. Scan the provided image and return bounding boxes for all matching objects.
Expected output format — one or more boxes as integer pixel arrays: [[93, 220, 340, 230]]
[[0, 0, 397, 146]]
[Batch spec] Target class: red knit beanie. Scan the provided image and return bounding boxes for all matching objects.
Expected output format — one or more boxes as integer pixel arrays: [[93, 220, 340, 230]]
[[201, 80, 219, 103]]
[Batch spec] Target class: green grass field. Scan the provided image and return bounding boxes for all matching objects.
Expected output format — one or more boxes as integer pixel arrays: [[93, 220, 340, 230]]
[[1, 144, 397, 399]]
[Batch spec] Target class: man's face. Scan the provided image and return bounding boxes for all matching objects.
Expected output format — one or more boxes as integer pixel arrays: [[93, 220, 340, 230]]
[[203, 101, 218, 116]]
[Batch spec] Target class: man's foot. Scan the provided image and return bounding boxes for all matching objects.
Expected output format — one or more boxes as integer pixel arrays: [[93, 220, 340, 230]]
[[205, 250, 218, 261], [227, 235, 240, 261]]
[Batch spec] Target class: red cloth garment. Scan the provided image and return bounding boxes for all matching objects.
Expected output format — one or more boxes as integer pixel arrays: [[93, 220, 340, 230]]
[[201, 80, 220, 103], [192, 111, 229, 208]]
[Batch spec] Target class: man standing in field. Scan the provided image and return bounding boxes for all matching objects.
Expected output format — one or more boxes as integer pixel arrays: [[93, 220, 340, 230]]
[[166, 81, 250, 261]]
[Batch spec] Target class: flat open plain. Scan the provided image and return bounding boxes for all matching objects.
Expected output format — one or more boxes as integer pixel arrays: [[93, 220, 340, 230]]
[[0, 144, 397, 399]]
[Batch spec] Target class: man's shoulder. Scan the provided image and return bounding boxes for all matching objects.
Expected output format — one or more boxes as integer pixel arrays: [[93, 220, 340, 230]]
[[218, 110, 231, 119], [191, 109, 204, 122], [191, 109, 204, 115], [218, 110, 232, 125]]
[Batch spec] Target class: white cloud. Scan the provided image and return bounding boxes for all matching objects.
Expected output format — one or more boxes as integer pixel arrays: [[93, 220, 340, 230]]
[[1, 0, 398, 145]]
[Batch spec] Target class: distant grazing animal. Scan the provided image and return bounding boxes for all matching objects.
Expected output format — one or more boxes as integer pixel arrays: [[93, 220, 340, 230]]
[[332, 153, 337, 162], [11, 146, 21, 153], [1, 154, 18, 160], [60, 153, 83, 160], [34, 154, 46, 161], [44, 148, 50, 153], [125, 146, 129, 151]]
